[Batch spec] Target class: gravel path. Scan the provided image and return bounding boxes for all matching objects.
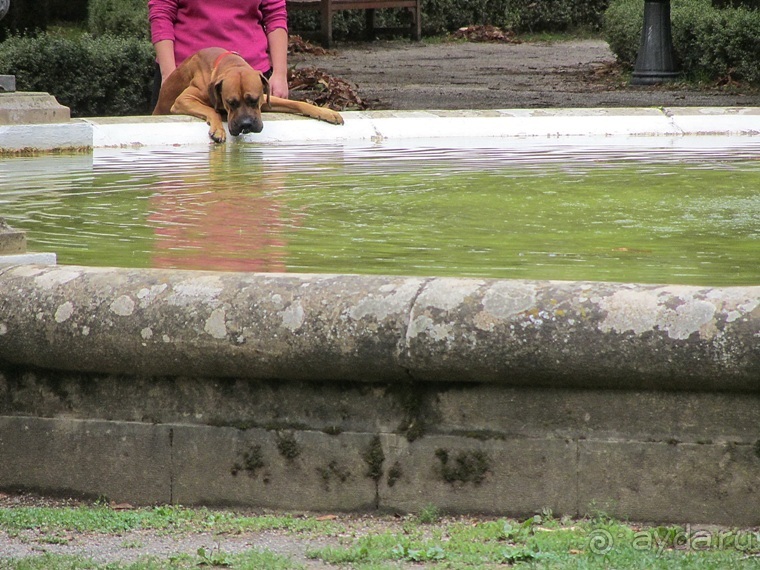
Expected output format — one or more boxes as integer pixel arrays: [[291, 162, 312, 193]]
[[1, 528, 337, 568], [290, 38, 760, 110]]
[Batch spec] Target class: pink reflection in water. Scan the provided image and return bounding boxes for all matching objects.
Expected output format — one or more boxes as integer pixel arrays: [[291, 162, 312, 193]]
[[148, 158, 290, 272]]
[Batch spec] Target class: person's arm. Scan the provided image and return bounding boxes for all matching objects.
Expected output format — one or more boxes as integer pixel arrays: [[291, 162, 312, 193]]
[[266, 27, 289, 99], [148, 0, 179, 81], [154, 39, 177, 82]]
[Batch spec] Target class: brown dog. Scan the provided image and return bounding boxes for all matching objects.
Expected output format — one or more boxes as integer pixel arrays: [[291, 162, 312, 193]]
[[152, 47, 344, 143]]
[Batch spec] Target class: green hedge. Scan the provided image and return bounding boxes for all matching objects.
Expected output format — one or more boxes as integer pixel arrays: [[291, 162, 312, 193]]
[[419, 0, 608, 33], [604, 0, 760, 84], [0, 34, 154, 117], [290, 0, 609, 39], [88, 0, 149, 39]]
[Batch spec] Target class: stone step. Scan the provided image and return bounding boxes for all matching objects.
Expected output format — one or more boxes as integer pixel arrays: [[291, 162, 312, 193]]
[[0, 92, 70, 124], [0, 75, 15, 93]]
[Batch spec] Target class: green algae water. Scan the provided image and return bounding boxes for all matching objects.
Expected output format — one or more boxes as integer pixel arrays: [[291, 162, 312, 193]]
[[1, 140, 759, 285]]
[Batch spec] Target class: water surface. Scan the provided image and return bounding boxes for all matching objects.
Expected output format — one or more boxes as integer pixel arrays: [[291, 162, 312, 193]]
[[2, 139, 759, 285]]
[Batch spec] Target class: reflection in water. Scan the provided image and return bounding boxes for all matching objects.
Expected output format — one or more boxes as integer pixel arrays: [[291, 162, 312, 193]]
[[148, 148, 288, 272], [1, 139, 759, 285]]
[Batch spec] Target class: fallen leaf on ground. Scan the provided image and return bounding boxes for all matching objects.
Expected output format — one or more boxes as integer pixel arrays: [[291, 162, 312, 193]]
[[451, 25, 521, 43], [288, 35, 333, 56], [316, 514, 338, 521], [288, 67, 373, 110]]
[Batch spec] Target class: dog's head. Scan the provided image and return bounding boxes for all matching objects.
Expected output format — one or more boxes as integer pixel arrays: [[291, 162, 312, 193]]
[[208, 68, 270, 137]]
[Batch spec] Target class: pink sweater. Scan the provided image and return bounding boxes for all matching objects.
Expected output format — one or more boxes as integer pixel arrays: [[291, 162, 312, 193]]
[[148, 0, 288, 72]]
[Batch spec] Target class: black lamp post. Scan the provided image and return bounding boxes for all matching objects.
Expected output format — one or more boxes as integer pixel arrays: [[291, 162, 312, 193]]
[[631, 0, 679, 85]]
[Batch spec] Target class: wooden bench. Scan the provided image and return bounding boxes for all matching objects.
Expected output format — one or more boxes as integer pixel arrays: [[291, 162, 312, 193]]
[[287, 0, 421, 47]]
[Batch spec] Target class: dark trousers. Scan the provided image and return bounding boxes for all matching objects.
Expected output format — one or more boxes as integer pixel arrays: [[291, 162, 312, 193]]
[[150, 64, 162, 111]]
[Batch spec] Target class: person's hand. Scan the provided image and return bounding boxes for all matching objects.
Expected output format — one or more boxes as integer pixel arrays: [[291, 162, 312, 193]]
[[268, 69, 289, 99]]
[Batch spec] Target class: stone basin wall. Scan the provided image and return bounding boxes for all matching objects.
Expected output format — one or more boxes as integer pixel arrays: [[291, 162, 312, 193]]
[[0, 263, 758, 524]]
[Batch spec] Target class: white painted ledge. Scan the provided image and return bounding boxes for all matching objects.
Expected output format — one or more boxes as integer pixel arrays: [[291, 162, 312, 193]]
[[2, 107, 760, 150]]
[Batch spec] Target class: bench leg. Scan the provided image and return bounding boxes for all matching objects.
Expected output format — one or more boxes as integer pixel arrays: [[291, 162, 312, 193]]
[[411, 3, 421, 40], [365, 8, 376, 41], [320, 8, 333, 47]]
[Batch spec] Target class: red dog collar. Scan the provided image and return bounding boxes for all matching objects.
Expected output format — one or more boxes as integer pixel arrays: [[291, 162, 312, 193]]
[[213, 50, 241, 70]]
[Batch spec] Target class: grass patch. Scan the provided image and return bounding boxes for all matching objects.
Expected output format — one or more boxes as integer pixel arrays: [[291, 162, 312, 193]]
[[517, 27, 604, 42], [0, 549, 303, 569], [416, 504, 441, 524], [0, 504, 344, 536], [306, 515, 760, 569], [2, 503, 760, 569]]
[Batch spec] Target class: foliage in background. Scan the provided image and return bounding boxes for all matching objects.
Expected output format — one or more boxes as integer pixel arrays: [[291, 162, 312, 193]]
[[49, 0, 89, 23], [0, 0, 153, 117], [0, 34, 154, 116], [0, 0, 87, 40], [604, 0, 760, 84], [289, 0, 609, 39], [0, 0, 49, 41], [88, 0, 150, 39]]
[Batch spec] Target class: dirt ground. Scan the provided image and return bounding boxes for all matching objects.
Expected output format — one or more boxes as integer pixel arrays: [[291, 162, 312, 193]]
[[289, 37, 760, 110]]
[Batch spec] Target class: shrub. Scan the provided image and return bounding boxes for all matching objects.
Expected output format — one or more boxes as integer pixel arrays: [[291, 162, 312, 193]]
[[0, 33, 154, 116], [508, 0, 609, 32], [290, 0, 609, 39], [88, 0, 149, 39], [604, 0, 760, 84], [602, 0, 642, 64], [678, 4, 760, 84]]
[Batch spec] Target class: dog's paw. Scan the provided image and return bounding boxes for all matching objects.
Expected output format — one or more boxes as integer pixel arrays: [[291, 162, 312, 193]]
[[209, 126, 227, 143], [327, 111, 344, 125]]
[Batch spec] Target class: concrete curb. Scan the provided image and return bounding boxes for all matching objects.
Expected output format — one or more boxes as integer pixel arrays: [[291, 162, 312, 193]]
[[2, 107, 760, 150], [0, 253, 57, 265], [1, 264, 758, 391]]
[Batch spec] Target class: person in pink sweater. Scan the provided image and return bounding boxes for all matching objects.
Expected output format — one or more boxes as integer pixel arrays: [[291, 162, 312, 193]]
[[148, 0, 289, 107]]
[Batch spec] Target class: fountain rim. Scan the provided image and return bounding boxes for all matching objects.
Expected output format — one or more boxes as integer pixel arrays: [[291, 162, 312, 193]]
[[2, 106, 760, 151]]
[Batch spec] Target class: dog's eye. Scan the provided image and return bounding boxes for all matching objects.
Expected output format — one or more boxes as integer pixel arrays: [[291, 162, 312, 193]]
[[227, 99, 240, 110], [245, 95, 259, 107]]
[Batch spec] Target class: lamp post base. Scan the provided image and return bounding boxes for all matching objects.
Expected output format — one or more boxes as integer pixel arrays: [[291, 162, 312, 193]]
[[630, 70, 680, 85], [631, 0, 679, 86]]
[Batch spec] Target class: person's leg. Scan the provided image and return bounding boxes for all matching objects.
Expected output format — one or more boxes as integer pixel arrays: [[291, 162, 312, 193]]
[[150, 63, 162, 111]]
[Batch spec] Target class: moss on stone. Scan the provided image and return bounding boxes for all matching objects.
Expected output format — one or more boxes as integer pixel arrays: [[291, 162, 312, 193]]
[[317, 460, 351, 491], [387, 461, 403, 487], [363, 435, 385, 482], [434, 448, 490, 485], [231, 445, 265, 477], [276, 432, 301, 460]]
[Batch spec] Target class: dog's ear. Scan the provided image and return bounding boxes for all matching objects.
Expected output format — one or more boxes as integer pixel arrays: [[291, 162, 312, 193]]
[[260, 73, 271, 107], [208, 79, 224, 110]]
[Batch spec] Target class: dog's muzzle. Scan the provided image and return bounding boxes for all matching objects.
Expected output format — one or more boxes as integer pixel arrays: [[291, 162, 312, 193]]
[[229, 115, 263, 136]]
